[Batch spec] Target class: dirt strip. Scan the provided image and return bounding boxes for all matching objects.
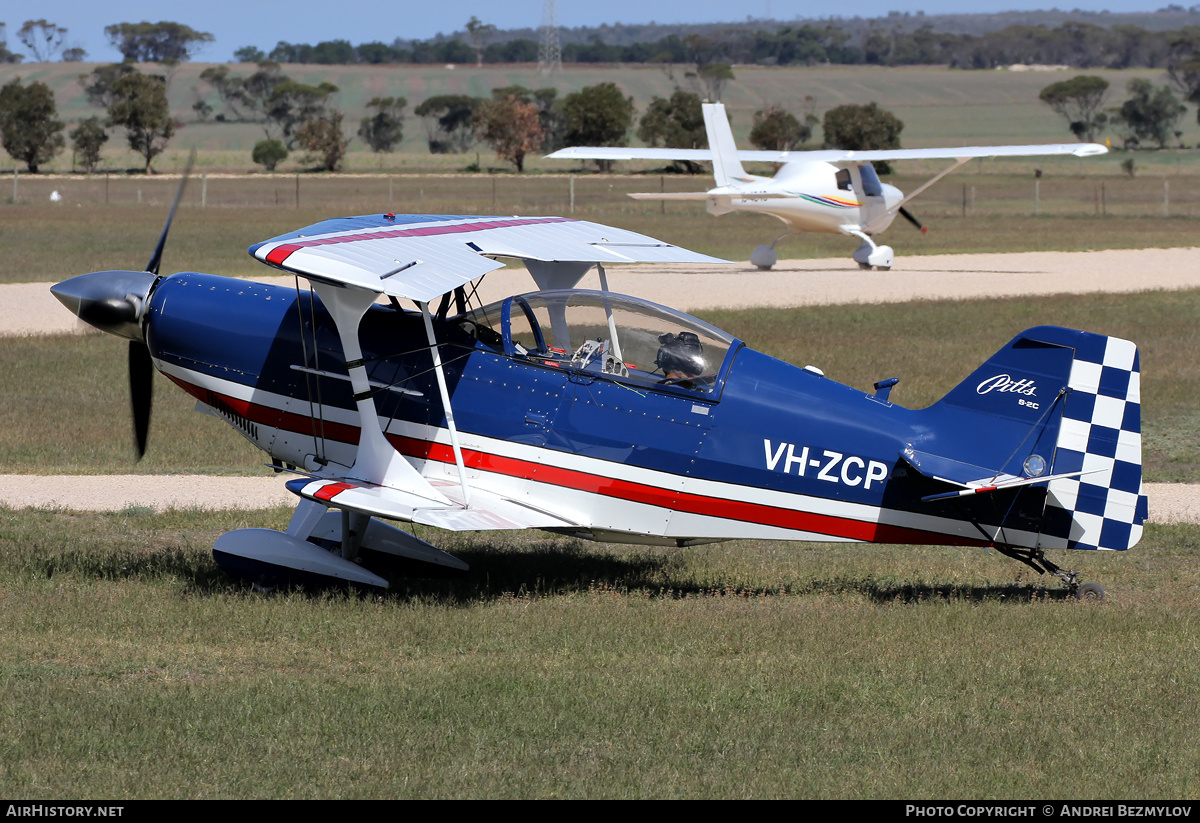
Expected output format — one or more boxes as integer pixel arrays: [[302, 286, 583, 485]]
[[0, 475, 1194, 524], [7, 247, 1200, 337]]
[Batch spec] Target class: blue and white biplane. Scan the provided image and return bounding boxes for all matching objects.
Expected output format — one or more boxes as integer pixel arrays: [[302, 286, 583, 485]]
[[52, 201, 1146, 596]]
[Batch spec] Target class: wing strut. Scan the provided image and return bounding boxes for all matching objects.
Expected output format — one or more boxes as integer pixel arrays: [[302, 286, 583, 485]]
[[595, 264, 626, 367], [310, 281, 452, 504], [419, 300, 471, 505], [892, 157, 972, 212]]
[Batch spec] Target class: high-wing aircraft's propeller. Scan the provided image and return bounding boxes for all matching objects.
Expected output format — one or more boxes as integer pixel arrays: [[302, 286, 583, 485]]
[[898, 206, 928, 235], [50, 149, 195, 458]]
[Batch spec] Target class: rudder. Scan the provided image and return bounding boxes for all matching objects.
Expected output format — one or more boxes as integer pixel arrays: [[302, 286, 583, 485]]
[[1043, 332, 1147, 551]]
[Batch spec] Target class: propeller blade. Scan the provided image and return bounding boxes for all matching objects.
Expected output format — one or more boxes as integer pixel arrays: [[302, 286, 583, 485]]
[[899, 206, 928, 235], [144, 148, 196, 275], [129, 341, 154, 459]]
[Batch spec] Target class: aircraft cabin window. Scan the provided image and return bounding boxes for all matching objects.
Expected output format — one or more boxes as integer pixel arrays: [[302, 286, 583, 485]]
[[468, 291, 736, 393], [858, 163, 884, 197], [835, 169, 852, 191]]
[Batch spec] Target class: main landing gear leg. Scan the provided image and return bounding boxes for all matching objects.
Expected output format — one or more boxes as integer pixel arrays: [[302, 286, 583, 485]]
[[993, 545, 1105, 600]]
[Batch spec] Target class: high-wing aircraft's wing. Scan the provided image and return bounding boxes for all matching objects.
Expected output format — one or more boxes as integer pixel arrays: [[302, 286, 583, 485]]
[[249, 213, 725, 301], [548, 143, 1107, 163]]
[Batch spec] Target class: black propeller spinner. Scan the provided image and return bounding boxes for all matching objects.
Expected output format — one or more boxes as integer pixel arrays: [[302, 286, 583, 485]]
[[50, 149, 195, 459]]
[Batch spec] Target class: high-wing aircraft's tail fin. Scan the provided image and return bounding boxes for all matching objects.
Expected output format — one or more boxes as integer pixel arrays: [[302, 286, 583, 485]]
[[922, 326, 1146, 552], [702, 103, 749, 188]]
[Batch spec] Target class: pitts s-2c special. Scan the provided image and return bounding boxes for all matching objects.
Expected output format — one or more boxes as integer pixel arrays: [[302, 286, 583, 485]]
[[52, 196, 1147, 596]]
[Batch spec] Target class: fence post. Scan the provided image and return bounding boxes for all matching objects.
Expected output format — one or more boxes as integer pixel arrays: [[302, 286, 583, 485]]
[[201, 173, 207, 208], [1034, 178, 1039, 216], [11, 168, 16, 203], [1164, 179, 1169, 217], [295, 174, 299, 208], [961, 182, 966, 217], [569, 174, 575, 214], [1101, 182, 1106, 216]]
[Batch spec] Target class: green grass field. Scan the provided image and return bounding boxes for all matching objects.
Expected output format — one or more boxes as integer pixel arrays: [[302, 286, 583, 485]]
[[0, 506, 1198, 798]]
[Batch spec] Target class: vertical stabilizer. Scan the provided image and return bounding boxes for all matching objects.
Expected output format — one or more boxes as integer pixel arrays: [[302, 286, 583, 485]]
[[702, 103, 749, 188], [1042, 332, 1148, 551]]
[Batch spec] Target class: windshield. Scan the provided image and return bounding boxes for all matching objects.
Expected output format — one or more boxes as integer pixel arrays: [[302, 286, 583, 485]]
[[460, 290, 737, 393]]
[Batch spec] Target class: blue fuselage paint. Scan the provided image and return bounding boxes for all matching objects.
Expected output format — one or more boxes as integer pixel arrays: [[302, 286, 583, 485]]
[[146, 272, 1071, 543]]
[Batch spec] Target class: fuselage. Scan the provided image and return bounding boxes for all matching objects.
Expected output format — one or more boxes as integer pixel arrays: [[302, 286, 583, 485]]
[[710, 160, 904, 236], [144, 272, 1057, 550]]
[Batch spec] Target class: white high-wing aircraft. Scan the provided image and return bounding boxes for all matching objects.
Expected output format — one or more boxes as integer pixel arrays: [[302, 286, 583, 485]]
[[548, 103, 1107, 270]]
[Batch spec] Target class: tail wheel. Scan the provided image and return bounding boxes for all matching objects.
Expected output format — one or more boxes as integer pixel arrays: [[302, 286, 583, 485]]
[[1075, 582, 1106, 601]]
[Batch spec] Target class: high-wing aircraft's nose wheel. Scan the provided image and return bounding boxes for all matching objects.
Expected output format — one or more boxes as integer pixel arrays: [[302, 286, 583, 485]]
[[849, 231, 893, 271]]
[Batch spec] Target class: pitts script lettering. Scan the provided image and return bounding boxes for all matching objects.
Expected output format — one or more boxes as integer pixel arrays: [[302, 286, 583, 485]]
[[764, 440, 889, 489], [976, 374, 1037, 396]]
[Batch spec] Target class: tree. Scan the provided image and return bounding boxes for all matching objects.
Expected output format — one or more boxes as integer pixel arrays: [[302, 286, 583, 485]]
[[0, 24, 23, 63], [1167, 27, 1200, 123], [264, 80, 338, 149], [357, 96, 406, 153], [106, 72, 175, 173], [80, 62, 139, 109], [464, 17, 496, 67], [17, 20, 66, 62], [749, 104, 811, 151], [638, 91, 705, 148], [637, 90, 705, 172], [822, 102, 903, 173], [251, 139, 287, 171], [475, 95, 543, 172], [690, 62, 734, 101], [104, 22, 213, 63], [1038, 75, 1109, 142], [414, 94, 481, 153], [1112, 79, 1187, 149], [296, 110, 348, 171], [0, 77, 64, 172], [562, 82, 635, 169], [233, 46, 266, 63], [70, 117, 108, 172]]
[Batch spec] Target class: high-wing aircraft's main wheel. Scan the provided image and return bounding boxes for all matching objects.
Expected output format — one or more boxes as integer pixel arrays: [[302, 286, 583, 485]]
[[750, 245, 777, 270], [857, 261, 872, 270], [1075, 582, 1105, 601], [877, 266, 891, 271]]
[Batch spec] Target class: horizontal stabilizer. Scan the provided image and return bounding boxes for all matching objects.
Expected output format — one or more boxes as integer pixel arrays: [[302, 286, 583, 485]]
[[287, 476, 578, 531], [628, 192, 718, 201], [900, 448, 1019, 488]]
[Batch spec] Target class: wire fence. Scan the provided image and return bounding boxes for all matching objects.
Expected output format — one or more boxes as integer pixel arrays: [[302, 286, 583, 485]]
[[6, 171, 1199, 219]]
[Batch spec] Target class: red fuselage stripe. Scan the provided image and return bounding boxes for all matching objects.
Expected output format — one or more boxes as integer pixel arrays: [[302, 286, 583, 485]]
[[175, 375, 983, 547]]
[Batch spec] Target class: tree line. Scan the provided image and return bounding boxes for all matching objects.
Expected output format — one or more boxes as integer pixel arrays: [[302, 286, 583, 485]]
[[3, 20, 1200, 176], [1, 16, 1199, 70]]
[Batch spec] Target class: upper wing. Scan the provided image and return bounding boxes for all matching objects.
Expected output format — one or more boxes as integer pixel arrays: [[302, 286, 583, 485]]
[[249, 213, 725, 301], [548, 143, 1107, 164]]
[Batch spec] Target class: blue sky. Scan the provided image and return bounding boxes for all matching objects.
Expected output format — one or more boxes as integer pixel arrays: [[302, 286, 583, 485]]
[[6, 1, 1174, 62]]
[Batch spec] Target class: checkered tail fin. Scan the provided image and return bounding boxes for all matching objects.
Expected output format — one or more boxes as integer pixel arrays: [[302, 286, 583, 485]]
[[1043, 333, 1148, 551]]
